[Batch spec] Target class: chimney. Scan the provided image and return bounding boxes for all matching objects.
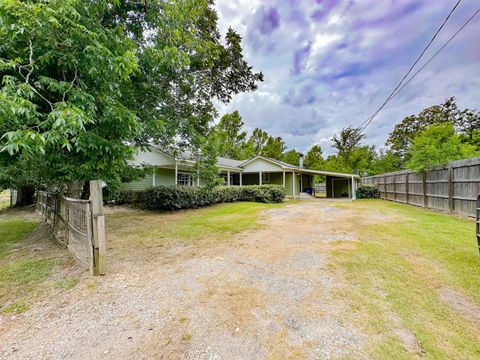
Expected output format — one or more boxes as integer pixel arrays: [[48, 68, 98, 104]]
[[299, 153, 304, 168]]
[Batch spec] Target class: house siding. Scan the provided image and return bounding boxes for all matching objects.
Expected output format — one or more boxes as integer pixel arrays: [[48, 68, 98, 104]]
[[155, 168, 176, 186], [120, 174, 153, 191]]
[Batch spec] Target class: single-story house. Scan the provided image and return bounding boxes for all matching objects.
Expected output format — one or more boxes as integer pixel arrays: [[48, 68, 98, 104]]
[[120, 147, 360, 199]]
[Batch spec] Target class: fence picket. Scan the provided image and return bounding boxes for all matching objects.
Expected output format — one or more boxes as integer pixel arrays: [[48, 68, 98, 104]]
[[362, 156, 480, 217]]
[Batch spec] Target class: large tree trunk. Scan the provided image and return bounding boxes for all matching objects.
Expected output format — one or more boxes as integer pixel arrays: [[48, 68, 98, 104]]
[[66, 180, 83, 199], [15, 185, 35, 206]]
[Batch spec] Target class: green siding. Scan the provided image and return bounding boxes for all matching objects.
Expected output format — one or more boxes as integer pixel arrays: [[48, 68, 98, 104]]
[[120, 174, 153, 191], [154, 168, 175, 186]]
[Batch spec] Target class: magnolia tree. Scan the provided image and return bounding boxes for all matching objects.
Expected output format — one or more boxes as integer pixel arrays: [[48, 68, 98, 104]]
[[0, 0, 262, 201]]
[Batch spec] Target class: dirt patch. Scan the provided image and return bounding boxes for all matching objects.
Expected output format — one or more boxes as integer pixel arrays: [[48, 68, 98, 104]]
[[393, 328, 423, 354], [0, 200, 375, 359], [439, 287, 480, 325]]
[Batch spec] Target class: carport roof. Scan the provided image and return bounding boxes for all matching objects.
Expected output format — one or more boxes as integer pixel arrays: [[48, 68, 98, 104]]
[[241, 156, 360, 178]]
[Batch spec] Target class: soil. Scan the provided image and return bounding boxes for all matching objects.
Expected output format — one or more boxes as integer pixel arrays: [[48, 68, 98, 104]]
[[0, 200, 392, 359]]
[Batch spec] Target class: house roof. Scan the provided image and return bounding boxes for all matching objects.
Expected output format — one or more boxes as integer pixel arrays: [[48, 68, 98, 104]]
[[145, 146, 358, 178], [240, 155, 359, 178]]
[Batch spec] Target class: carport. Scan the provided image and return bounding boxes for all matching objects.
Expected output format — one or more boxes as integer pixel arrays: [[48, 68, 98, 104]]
[[296, 169, 360, 200]]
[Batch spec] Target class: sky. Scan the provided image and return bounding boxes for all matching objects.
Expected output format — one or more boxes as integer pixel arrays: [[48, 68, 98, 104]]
[[214, 0, 480, 155]]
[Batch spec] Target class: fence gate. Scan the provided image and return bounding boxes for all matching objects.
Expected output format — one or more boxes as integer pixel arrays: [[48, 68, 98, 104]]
[[36, 180, 105, 275], [66, 198, 94, 272]]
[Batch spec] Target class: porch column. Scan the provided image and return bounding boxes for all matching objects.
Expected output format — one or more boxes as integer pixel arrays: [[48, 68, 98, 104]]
[[300, 173, 303, 192], [292, 171, 295, 198], [352, 176, 357, 200], [174, 162, 178, 185], [240, 172, 243, 186], [197, 170, 200, 187], [282, 171, 285, 188], [259, 172, 262, 185], [152, 168, 156, 187], [227, 170, 231, 186]]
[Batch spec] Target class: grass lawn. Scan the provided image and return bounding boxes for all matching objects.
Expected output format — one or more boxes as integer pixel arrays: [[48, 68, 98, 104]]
[[107, 201, 282, 252], [333, 200, 480, 359], [0, 211, 77, 314]]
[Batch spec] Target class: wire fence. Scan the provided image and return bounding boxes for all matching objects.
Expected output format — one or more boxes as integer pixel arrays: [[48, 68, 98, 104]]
[[362, 156, 480, 218], [37, 191, 94, 271]]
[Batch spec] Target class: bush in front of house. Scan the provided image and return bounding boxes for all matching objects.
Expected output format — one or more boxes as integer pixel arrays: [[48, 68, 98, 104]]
[[115, 185, 286, 210], [357, 184, 380, 199]]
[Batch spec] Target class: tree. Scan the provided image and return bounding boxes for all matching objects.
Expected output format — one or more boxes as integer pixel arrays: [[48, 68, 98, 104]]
[[213, 111, 248, 159], [332, 127, 366, 157], [0, 0, 139, 197], [371, 150, 402, 175], [328, 127, 375, 175], [457, 109, 480, 150], [249, 128, 270, 155], [282, 149, 301, 166], [0, 0, 263, 197], [304, 145, 324, 169], [406, 123, 478, 172], [385, 97, 461, 163], [262, 136, 286, 160]]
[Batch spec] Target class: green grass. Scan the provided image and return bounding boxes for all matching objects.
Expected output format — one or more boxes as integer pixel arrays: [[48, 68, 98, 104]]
[[109, 201, 282, 249], [0, 217, 61, 313], [1, 301, 29, 314], [55, 276, 79, 290], [333, 200, 480, 359], [0, 219, 37, 259]]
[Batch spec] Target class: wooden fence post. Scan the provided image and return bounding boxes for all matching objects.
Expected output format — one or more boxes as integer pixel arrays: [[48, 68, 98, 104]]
[[393, 175, 397, 202], [422, 172, 428, 208], [384, 175, 387, 200], [90, 180, 106, 276], [476, 195, 480, 255], [405, 172, 409, 205], [448, 165, 454, 213]]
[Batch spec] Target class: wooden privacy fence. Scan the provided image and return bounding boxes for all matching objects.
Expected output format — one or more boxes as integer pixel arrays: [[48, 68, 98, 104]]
[[477, 195, 480, 254], [362, 156, 480, 218], [36, 181, 106, 275]]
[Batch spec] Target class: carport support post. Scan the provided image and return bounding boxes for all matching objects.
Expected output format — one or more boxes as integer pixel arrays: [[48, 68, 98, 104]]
[[282, 171, 285, 188], [90, 180, 106, 276], [174, 162, 178, 185], [292, 171, 296, 198], [351, 176, 356, 200]]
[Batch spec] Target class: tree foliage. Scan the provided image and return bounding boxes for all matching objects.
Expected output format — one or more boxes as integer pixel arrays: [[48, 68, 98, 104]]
[[406, 123, 478, 172], [0, 0, 263, 194], [303, 145, 324, 170]]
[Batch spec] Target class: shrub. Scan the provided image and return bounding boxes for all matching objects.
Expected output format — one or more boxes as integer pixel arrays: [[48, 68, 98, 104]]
[[109, 190, 147, 207], [357, 184, 380, 199], [116, 185, 286, 211]]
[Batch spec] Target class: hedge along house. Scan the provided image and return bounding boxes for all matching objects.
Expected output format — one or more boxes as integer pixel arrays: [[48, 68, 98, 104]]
[[120, 147, 360, 199]]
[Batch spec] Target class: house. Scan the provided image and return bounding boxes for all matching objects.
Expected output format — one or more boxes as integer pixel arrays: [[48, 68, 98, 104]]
[[120, 147, 360, 199]]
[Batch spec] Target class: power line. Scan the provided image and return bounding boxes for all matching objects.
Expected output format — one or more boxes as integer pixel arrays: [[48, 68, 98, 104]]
[[358, 5, 479, 133], [382, 7, 480, 104], [355, 0, 463, 133]]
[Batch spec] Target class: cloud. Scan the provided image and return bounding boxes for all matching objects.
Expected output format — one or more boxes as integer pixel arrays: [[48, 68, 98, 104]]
[[215, 0, 480, 154]]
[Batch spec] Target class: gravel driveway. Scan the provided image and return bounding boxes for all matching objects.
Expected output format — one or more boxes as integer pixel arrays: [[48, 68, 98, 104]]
[[0, 200, 370, 359]]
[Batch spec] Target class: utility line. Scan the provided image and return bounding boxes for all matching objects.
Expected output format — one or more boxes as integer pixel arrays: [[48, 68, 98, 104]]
[[355, 0, 463, 133]]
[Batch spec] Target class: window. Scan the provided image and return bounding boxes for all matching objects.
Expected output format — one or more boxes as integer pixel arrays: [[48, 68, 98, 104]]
[[262, 173, 271, 183], [177, 173, 193, 186]]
